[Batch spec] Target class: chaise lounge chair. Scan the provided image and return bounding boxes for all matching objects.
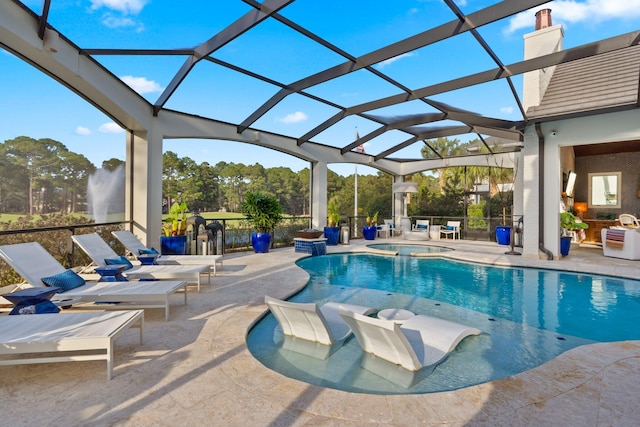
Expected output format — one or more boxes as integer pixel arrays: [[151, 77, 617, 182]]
[[112, 230, 223, 275], [0, 242, 187, 321], [0, 309, 143, 380], [71, 233, 211, 292], [338, 308, 481, 371], [264, 296, 376, 358]]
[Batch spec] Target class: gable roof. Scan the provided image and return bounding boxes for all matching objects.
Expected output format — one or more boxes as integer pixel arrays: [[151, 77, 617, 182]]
[[528, 44, 640, 120]]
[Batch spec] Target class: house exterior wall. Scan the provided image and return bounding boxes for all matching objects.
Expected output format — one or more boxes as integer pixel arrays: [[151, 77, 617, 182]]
[[524, 109, 640, 258]]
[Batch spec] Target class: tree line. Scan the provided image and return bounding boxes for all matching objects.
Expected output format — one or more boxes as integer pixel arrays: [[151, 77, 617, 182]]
[[0, 136, 514, 222]]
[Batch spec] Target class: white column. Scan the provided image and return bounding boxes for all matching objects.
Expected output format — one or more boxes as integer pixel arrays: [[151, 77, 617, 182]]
[[543, 128, 562, 259], [521, 126, 541, 257], [393, 175, 405, 225], [311, 161, 328, 230], [126, 126, 164, 248], [513, 151, 524, 231]]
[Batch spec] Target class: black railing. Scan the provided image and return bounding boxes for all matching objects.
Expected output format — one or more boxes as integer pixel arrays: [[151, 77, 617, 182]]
[[0, 216, 312, 286]]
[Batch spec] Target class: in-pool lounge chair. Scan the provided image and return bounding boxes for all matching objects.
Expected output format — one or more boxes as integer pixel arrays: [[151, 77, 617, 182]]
[[338, 308, 481, 371], [0, 310, 143, 380], [72, 233, 210, 292], [0, 242, 187, 321], [264, 296, 376, 358], [112, 230, 222, 275]]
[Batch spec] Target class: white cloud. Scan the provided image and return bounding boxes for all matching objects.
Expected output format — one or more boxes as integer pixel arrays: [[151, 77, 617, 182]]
[[99, 122, 124, 133], [376, 52, 415, 69], [120, 76, 164, 94], [90, 0, 148, 15], [75, 126, 91, 135], [278, 111, 308, 124], [506, 0, 640, 34], [102, 15, 138, 29], [500, 106, 514, 114]]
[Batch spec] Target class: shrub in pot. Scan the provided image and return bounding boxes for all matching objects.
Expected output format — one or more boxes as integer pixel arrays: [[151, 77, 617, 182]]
[[241, 191, 283, 253], [559, 211, 589, 256], [363, 211, 378, 240], [324, 200, 341, 245]]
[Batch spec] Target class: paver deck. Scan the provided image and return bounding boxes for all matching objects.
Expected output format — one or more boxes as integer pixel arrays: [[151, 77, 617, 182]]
[[2, 239, 639, 426]]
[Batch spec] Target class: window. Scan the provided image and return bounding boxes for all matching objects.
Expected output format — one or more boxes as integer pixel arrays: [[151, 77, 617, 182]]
[[588, 172, 621, 208]]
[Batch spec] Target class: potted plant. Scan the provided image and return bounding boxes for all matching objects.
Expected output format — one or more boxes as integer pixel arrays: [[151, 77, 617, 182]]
[[363, 211, 378, 240], [160, 201, 189, 255], [559, 211, 589, 256], [324, 200, 341, 245], [241, 191, 283, 253]]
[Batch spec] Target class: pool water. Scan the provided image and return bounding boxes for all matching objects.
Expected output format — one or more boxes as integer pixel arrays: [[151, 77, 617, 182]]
[[247, 253, 640, 394], [367, 243, 453, 255]]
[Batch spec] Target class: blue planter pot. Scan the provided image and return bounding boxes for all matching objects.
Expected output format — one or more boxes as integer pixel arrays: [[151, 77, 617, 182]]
[[160, 235, 187, 255], [251, 232, 272, 253], [495, 226, 511, 245], [560, 236, 572, 256], [324, 227, 340, 245], [363, 225, 377, 240]]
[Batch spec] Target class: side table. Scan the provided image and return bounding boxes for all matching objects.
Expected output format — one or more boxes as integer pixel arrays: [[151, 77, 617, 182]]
[[94, 265, 128, 282], [137, 254, 159, 265], [377, 308, 415, 324], [4, 287, 60, 315]]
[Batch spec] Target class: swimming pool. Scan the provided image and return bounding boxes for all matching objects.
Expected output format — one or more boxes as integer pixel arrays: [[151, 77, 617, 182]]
[[366, 243, 453, 255], [247, 253, 640, 394]]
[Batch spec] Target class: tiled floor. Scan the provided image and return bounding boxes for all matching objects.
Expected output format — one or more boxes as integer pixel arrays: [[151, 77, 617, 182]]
[[2, 238, 639, 426]]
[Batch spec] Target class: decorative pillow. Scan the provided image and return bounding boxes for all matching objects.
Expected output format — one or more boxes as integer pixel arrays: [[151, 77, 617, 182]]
[[416, 224, 428, 229], [139, 247, 159, 255], [104, 256, 133, 270], [41, 269, 86, 292], [445, 225, 455, 230]]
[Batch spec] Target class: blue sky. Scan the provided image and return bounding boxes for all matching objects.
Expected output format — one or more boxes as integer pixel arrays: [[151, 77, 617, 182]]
[[2, 0, 640, 177]]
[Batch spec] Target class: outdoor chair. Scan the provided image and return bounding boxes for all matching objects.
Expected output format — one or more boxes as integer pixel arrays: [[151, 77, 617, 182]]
[[71, 233, 210, 292], [377, 221, 390, 238], [112, 230, 223, 275], [412, 220, 430, 233], [338, 308, 481, 371], [264, 296, 375, 358], [440, 221, 461, 240], [0, 242, 187, 321], [618, 214, 640, 229]]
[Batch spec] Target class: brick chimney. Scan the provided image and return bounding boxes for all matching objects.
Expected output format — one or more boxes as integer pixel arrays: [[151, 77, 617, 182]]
[[523, 9, 563, 112], [535, 9, 552, 30]]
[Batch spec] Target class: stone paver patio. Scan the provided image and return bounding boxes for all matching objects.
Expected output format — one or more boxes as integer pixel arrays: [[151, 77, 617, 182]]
[[2, 238, 639, 426]]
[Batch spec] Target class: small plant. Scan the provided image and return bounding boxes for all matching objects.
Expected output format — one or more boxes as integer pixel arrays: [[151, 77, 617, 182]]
[[327, 200, 341, 227], [162, 201, 189, 236], [560, 211, 588, 235], [366, 211, 379, 226], [241, 191, 283, 233]]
